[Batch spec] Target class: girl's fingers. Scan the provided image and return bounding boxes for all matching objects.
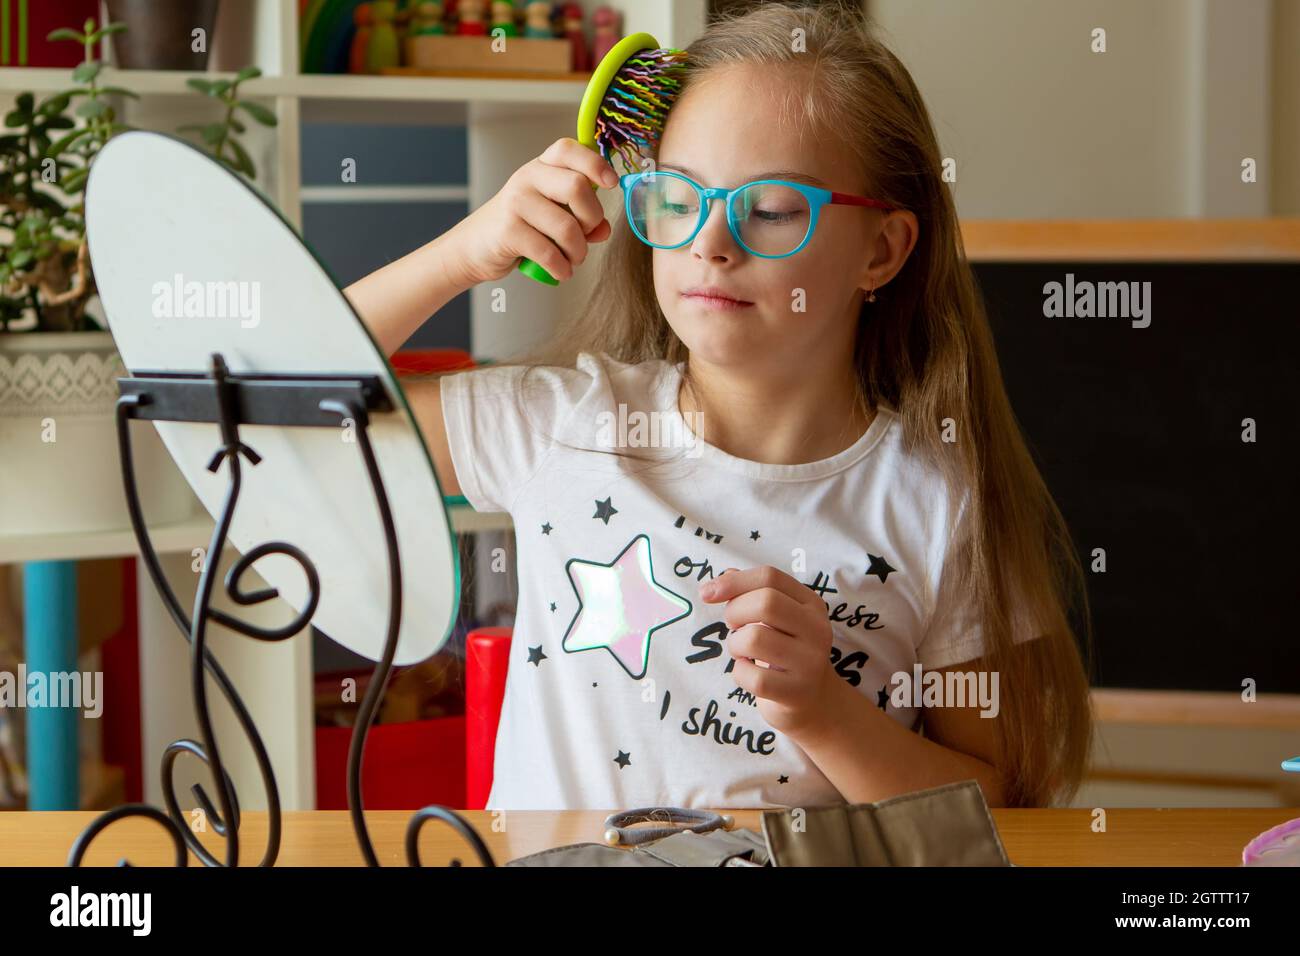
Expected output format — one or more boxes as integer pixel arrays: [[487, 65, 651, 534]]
[[701, 565, 819, 610], [511, 219, 573, 281], [539, 136, 619, 190], [532, 162, 608, 235], [515, 191, 589, 270], [728, 622, 794, 671], [722, 588, 805, 638], [731, 655, 799, 701]]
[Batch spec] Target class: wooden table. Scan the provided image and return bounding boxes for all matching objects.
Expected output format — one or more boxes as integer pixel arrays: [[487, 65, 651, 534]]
[[1, 807, 1294, 866]]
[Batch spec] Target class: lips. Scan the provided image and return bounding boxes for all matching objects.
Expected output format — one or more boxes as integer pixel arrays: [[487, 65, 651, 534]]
[[681, 286, 754, 308]]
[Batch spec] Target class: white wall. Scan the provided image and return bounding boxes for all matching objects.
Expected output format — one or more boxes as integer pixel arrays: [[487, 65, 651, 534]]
[[868, 0, 1293, 218]]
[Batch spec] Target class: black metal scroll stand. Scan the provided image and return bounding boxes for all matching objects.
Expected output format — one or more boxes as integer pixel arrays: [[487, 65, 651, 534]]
[[67, 352, 496, 868]]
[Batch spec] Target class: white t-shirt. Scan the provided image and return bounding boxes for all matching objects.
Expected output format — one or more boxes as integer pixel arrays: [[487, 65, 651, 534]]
[[441, 350, 985, 810]]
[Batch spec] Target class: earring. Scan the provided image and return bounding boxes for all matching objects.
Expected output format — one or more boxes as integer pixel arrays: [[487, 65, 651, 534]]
[[867, 278, 877, 303]]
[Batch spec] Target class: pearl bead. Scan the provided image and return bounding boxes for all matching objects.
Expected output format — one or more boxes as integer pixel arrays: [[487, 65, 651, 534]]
[[603, 828, 621, 845]]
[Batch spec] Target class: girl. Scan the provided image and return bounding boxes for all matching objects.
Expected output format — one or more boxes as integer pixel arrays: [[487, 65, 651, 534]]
[[345, 2, 1093, 811]]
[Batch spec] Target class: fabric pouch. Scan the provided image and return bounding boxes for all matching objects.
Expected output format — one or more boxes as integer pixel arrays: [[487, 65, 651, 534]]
[[504, 779, 1009, 867]]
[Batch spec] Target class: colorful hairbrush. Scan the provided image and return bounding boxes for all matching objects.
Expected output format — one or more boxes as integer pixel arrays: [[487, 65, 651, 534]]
[[517, 32, 687, 286]]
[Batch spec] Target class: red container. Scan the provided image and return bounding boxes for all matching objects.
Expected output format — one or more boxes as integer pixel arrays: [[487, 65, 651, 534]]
[[390, 347, 475, 377], [315, 715, 467, 810], [465, 627, 512, 810], [2, 1, 102, 68]]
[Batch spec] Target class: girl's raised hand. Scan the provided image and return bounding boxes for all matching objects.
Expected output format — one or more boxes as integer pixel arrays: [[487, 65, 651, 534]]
[[446, 137, 617, 287], [699, 565, 839, 738]]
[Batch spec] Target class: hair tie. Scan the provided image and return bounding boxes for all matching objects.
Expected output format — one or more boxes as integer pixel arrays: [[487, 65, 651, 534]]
[[602, 807, 732, 846]]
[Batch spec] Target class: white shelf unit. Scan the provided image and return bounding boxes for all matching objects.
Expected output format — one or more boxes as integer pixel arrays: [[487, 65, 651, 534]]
[[0, 505, 511, 565], [0, 0, 708, 813]]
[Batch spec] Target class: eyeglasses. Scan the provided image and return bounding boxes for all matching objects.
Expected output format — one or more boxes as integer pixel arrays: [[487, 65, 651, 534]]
[[620, 170, 896, 259]]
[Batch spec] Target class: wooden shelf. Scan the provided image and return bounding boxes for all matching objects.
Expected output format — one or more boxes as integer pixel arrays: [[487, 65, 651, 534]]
[[0, 513, 215, 564], [1092, 688, 1300, 730], [0, 66, 586, 104], [962, 218, 1300, 262]]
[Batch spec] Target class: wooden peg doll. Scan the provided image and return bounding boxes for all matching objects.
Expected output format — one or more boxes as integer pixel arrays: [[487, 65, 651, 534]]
[[350, 3, 374, 74], [591, 5, 620, 66], [410, 0, 446, 35], [457, 0, 488, 34], [490, 0, 518, 37], [523, 1, 553, 39], [561, 2, 588, 71], [367, 0, 401, 72]]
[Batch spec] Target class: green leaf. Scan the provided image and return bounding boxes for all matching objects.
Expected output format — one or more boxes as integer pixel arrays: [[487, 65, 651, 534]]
[[10, 249, 33, 269], [46, 28, 83, 43], [16, 92, 34, 113], [47, 128, 93, 157], [42, 116, 76, 130], [235, 100, 277, 126], [92, 23, 128, 41], [75, 98, 107, 119], [186, 78, 215, 95], [227, 137, 256, 178], [95, 86, 140, 99], [235, 65, 262, 83], [4, 111, 26, 128], [72, 61, 102, 84], [209, 79, 232, 98], [61, 167, 89, 192], [39, 93, 72, 115], [201, 123, 226, 145], [228, 117, 246, 134]]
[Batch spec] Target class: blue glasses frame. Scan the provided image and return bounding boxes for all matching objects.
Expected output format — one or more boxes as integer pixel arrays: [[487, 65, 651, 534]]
[[619, 169, 896, 259]]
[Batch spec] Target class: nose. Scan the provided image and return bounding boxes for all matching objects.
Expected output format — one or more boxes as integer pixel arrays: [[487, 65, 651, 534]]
[[689, 197, 741, 265]]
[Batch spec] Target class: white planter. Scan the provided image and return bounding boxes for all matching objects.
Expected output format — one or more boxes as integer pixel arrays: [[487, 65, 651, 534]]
[[0, 330, 200, 536]]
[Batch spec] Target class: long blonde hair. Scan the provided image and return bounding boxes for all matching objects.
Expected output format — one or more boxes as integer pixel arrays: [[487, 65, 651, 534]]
[[470, 1, 1093, 808]]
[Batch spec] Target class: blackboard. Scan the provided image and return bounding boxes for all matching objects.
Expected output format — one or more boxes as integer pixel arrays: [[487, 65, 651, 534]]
[[973, 262, 1298, 692]]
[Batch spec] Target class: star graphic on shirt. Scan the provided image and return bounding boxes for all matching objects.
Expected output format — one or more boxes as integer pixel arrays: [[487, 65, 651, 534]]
[[750, 530, 761, 541], [778, 775, 789, 784], [562, 533, 692, 680], [865, 553, 897, 583], [877, 684, 890, 710], [614, 750, 631, 769], [541, 522, 553, 535], [527, 645, 548, 667], [593, 496, 618, 524], [549, 601, 557, 612]]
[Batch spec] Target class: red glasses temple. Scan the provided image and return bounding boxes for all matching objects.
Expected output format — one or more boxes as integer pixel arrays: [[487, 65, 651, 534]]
[[830, 192, 896, 212]]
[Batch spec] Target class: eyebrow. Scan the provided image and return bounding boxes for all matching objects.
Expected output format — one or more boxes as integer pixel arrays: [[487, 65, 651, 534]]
[[656, 162, 829, 188]]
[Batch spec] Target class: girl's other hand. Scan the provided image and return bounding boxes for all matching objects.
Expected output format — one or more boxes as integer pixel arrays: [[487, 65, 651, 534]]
[[699, 565, 839, 738], [447, 137, 617, 287]]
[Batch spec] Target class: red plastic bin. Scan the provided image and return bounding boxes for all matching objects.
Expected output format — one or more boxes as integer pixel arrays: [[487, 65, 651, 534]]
[[315, 715, 466, 810]]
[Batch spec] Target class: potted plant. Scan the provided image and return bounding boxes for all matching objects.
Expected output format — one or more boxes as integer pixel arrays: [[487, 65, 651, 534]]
[[0, 17, 276, 536], [103, 0, 222, 71]]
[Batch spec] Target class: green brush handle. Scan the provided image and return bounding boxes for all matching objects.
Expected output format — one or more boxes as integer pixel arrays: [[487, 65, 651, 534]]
[[518, 257, 560, 285], [516, 178, 601, 286]]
